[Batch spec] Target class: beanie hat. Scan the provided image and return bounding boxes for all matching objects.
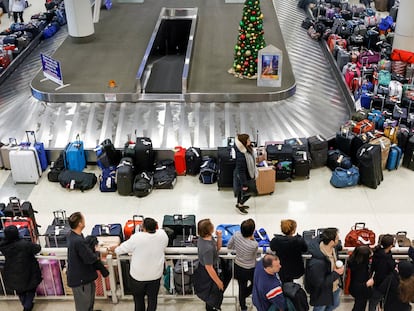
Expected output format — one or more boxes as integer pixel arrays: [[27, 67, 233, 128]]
[[398, 261, 414, 280], [4, 225, 20, 242]]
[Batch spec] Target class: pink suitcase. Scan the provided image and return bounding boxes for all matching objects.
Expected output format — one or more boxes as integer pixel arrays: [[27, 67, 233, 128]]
[[36, 258, 64, 296], [9, 145, 42, 184]]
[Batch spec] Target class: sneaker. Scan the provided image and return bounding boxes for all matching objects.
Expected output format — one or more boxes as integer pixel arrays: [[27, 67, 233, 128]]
[[235, 206, 248, 215], [235, 204, 249, 209]]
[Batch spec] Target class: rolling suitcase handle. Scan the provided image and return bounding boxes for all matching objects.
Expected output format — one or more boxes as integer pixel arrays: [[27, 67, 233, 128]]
[[53, 210, 67, 226], [8, 196, 22, 215], [133, 215, 144, 234], [352, 222, 366, 230], [25, 130, 38, 144]]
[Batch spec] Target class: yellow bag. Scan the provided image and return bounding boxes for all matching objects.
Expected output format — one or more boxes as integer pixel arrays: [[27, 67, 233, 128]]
[[383, 126, 398, 144]]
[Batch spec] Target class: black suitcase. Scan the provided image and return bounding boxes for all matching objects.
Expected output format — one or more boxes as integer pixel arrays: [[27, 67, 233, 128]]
[[3, 197, 39, 235], [402, 136, 414, 170], [116, 157, 134, 196], [266, 143, 293, 161], [357, 144, 383, 189], [293, 151, 311, 178], [274, 160, 293, 181], [217, 146, 236, 189], [45, 210, 71, 247], [336, 131, 355, 156], [162, 214, 196, 240], [185, 147, 202, 175], [134, 137, 155, 173], [308, 135, 328, 168], [351, 132, 375, 164], [284, 137, 309, 152]]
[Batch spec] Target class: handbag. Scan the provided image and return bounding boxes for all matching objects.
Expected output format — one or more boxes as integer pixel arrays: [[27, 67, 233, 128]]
[[243, 179, 258, 196], [330, 166, 359, 188], [344, 222, 376, 247]]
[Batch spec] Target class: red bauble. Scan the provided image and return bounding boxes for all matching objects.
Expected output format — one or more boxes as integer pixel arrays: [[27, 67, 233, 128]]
[[255, 58, 258, 63], [244, 61, 249, 66], [252, 11, 256, 15], [240, 34, 246, 40]]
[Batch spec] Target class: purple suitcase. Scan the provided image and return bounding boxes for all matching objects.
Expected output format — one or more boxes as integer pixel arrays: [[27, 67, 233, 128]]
[[36, 258, 64, 296]]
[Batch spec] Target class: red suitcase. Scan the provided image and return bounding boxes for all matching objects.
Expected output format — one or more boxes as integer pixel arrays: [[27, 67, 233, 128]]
[[174, 146, 186, 175], [123, 215, 144, 240]]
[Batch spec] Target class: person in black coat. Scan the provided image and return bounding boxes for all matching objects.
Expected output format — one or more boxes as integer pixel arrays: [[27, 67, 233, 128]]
[[348, 246, 374, 311], [304, 228, 344, 311], [378, 260, 414, 311], [0, 225, 42, 311], [233, 133, 257, 215], [270, 219, 308, 283], [368, 234, 396, 311]]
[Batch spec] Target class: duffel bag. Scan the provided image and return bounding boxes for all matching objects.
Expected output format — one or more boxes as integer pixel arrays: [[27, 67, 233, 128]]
[[330, 166, 359, 188], [391, 49, 414, 64], [58, 170, 97, 191], [344, 222, 376, 247]]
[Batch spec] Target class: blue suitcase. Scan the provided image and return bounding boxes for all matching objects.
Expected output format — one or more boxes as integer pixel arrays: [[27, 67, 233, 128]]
[[386, 145, 402, 170], [91, 223, 124, 242], [64, 134, 86, 172], [216, 224, 240, 247], [22, 131, 48, 171]]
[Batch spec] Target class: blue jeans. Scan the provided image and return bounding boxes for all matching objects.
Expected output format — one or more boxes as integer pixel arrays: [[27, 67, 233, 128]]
[[313, 288, 341, 311]]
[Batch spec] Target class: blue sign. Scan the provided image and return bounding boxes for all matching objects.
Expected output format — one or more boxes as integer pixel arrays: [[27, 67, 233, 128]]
[[41, 54, 64, 86]]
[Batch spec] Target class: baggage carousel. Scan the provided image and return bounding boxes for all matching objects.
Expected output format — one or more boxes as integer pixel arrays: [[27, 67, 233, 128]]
[[0, 0, 351, 150]]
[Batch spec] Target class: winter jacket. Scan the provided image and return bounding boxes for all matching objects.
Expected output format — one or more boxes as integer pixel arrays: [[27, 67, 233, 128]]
[[67, 231, 99, 287], [378, 270, 411, 311], [370, 247, 396, 290], [305, 239, 341, 306], [270, 234, 307, 282], [9, 0, 25, 12], [0, 239, 42, 293], [233, 138, 255, 194], [348, 260, 372, 300]]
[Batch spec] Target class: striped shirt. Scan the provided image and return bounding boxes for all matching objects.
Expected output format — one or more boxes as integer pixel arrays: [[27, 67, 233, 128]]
[[227, 231, 258, 269]]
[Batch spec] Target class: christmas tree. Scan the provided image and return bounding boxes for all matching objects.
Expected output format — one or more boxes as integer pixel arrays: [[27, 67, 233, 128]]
[[230, 0, 266, 79]]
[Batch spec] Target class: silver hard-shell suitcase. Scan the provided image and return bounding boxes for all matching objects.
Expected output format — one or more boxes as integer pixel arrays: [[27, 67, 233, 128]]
[[9, 146, 42, 184], [0, 139, 19, 169]]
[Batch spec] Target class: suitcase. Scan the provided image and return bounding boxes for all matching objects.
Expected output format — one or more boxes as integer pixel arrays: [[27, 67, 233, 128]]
[[45, 210, 71, 248], [185, 147, 202, 175], [370, 136, 391, 170], [0, 138, 18, 170], [123, 215, 144, 240], [266, 143, 293, 161], [1, 216, 37, 242], [64, 134, 86, 172], [134, 137, 155, 173], [389, 6, 398, 22], [36, 258, 64, 296], [374, 0, 387, 11], [336, 131, 355, 156], [216, 224, 241, 247], [308, 135, 328, 168], [174, 146, 186, 176], [357, 144, 383, 189], [99, 166, 117, 192], [386, 145, 402, 170], [217, 146, 236, 189], [23, 131, 48, 171], [3, 197, 39, 235], [255, 166, 275, 195], [9, 145, 42, 184], [116, 157, 134, 196], [293, 151, 311, 178], [91, 223, 124, 243], [284, 137, 309, 152], [402, 136, 414, 170], [274, 160, 293, 181], [162, 214, 196, 243], [98, 138, 121, 167]]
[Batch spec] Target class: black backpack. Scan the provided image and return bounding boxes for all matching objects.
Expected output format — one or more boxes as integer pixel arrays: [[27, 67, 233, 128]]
[[133, 172, 154, 197], [47, 151, 66, 182], [199, 157, 217, 184], [283, 282, 309, 311]]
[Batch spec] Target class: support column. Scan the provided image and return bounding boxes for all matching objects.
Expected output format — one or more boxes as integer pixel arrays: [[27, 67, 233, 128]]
[[392, 0, 414, 52], [65, 0, 95, 42]]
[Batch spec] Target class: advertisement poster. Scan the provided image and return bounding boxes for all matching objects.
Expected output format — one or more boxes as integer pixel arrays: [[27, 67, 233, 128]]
[[257, 45, 282, 87]]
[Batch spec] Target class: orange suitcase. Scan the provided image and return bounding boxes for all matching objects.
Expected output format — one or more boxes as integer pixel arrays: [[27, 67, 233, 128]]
[[255, 166, 276, 195], [123, 215, 144, 240]]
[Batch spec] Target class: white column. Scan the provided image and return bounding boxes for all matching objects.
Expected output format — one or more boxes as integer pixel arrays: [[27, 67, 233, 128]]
[[393, 0, 414, 51], [65, 0, 95, 39]]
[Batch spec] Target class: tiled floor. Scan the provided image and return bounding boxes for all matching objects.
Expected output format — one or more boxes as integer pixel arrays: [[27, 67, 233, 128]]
[[1, 0, 411, 310]]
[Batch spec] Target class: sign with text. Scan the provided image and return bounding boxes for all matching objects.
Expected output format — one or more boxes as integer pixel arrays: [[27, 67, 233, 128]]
[[41, 54, 64, 86], [257, 45, 283, 88]]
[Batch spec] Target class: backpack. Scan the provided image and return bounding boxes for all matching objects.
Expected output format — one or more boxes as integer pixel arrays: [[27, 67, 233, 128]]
[[99, 167, 117, 192], [47, 151, 66, 182], [199, 157, 217, 184], [133, 171, 154, 197], [283, 282, 309, 311]]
